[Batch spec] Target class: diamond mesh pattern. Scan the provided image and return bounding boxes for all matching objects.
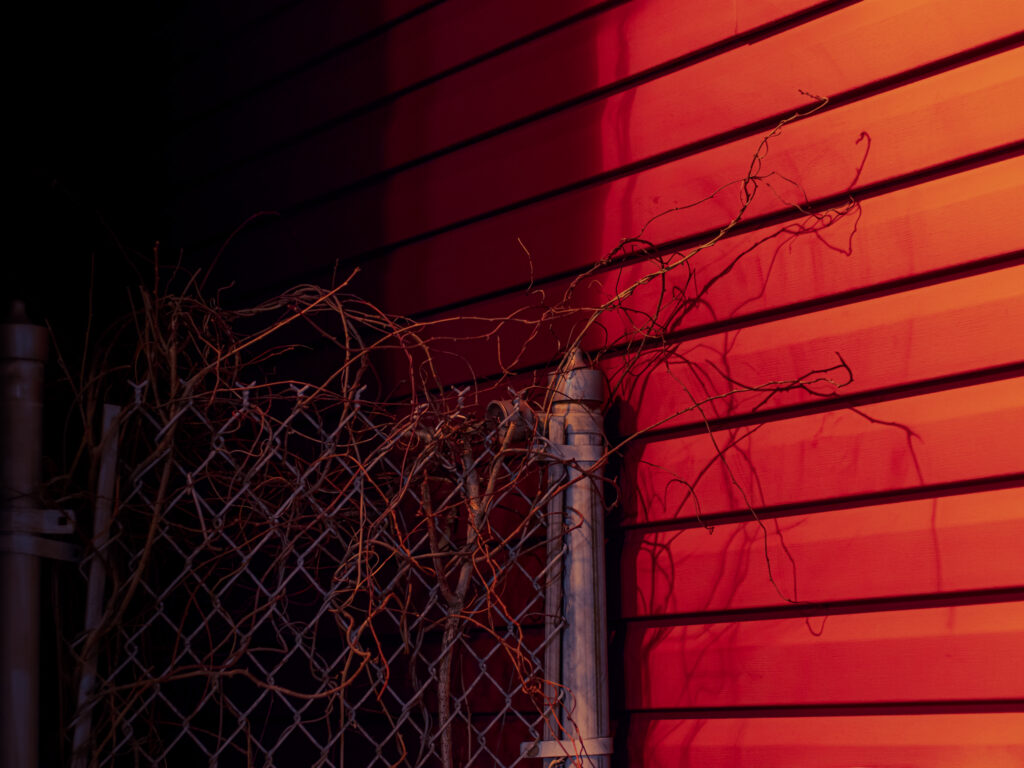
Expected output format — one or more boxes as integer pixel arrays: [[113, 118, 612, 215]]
[[73, 380, 566, 767]]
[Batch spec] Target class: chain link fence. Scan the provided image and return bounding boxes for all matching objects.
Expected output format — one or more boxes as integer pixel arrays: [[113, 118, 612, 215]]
[[36, 122, 858, 767], [70, 363, 589, 767]]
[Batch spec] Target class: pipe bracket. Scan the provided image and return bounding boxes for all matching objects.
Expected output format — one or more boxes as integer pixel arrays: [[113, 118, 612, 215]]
[[0, 532, 80, 561], [1, 508, 78, 560], [548, 444, 604, 464], [521, 737, 613, 759]]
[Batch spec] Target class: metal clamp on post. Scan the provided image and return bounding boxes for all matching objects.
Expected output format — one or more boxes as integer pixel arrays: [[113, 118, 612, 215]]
[[548, 443, 605, 465], [0, 508, 79, 561], [521, 737, 614, 760], [524, 349, 610, 768]]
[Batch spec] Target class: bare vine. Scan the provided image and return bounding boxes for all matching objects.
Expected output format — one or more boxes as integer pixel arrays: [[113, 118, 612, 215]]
[[54, 106, 865, 767]]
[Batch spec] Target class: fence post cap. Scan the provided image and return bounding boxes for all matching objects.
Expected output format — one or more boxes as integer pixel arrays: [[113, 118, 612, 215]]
[[548, 349, 602, 404], [1, 300, 48, 362]]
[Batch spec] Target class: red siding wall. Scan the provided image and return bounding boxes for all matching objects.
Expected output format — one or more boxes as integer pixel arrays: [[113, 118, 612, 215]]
[[169, 0, 1024, 764]]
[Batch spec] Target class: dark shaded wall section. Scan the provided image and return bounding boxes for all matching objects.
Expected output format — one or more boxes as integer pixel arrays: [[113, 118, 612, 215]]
[[9, 1, 172, 334], [9, 0, 609, 762], [9, 4, 173, 764], [162, 0, 613, 302]]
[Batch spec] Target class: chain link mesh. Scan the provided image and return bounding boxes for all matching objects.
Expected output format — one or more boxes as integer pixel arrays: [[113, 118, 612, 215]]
[[72, 370, 570, 767]]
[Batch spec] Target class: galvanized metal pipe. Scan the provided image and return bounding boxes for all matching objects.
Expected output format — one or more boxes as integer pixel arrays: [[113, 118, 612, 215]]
[[549, 351, 609, 768], [1, 301, 48, 768], [543, 414, 566, 750], [71, 404, 121, 768]]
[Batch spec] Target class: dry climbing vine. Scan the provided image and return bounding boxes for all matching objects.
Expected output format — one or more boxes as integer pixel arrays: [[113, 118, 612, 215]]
[[53, 104, 864, 767]]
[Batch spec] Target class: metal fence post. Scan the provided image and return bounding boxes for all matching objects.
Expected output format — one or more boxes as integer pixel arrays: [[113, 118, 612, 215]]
[[1, 301, 48, 768], [71, 404, 121, 768], [525, 350, 611, 767]]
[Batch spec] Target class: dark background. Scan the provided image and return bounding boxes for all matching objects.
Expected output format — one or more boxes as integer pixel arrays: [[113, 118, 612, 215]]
[[9, 1, 172, 338], [10, 5, 172, 763]]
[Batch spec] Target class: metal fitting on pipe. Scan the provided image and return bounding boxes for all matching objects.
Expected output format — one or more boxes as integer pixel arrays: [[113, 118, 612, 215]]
[[485, 398, 538, 443], [1, 300, 48, 768]]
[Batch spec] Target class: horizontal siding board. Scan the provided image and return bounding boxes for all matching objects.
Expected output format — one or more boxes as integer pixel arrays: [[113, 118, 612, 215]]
[[624, 601, 1024, 708], [354, 155, 1023, 399], [377, 258, 1024, 433], [377, 239, 1024, 398], [174, 1, 1024, 248], [220, 44, 1024, 306], [585, 157, 1024, 353], [166, 0, 318, 56], [170, 0, 611, 177], [172, 0, 826, 192], [375, 376, 1024, 529], [624, 377, 1024, 524], [169, 0, 437, 120], [361, 138, 1023, 320], [625, 713, 1024, 767], [621, 487, 1024, 617], [611, 264, 1024, 433]]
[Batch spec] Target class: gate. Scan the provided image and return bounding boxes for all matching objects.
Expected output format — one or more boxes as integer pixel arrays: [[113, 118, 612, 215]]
[[56, 290, 610, 768]]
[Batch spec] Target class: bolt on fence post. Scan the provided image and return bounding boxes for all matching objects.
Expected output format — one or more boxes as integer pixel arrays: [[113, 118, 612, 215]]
[[524, 349, 611, 767], [1, 301, 48, 768]]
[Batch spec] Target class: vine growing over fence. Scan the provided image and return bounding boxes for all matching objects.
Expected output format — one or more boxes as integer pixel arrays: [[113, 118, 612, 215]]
[[53, 105, 863, 767]]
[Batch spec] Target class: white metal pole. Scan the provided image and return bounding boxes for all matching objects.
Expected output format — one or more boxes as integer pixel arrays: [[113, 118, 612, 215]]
[[552, 351, 610, 768], [521, 350, 611, 767]]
